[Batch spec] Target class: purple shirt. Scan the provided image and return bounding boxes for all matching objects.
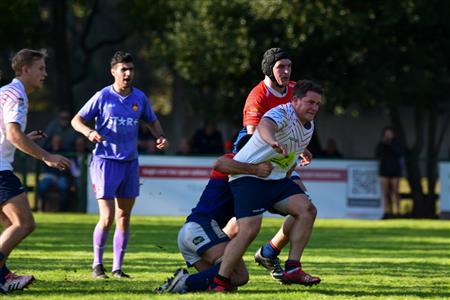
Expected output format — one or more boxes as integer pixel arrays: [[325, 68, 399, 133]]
[[78, 85, 157, 161]]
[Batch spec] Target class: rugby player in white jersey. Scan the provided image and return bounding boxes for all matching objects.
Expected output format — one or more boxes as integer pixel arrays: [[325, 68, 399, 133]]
[[0, 49, 71, 293], [208, 80, 323, 291]]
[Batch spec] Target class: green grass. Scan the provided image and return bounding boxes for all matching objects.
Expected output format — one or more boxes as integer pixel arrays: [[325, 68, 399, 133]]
[[7, 214, 450, 299]]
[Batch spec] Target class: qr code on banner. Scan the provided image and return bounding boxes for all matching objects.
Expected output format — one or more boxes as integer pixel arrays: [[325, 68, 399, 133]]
[[347, 165, 380, 199]]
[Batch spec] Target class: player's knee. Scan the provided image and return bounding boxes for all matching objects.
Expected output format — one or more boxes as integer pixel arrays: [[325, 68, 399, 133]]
[[233, 271, 249, 286], [99, 217, 114, 229], [307, 202, 317, 219], [301, 203, 316, 223], [115, 217, 130, 230], [239, 224, 260, 241], [234, 216, 262, 243], [230, 263, 249, 286], [23, 219, 36, 235], [298, 195, 316, 216]]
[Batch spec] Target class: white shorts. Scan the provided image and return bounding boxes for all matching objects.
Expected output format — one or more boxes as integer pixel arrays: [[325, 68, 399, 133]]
[[177, 219, 229, 267]]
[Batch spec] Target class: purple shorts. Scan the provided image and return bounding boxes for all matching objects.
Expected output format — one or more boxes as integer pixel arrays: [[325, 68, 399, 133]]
[[89, 156, 140, 199]]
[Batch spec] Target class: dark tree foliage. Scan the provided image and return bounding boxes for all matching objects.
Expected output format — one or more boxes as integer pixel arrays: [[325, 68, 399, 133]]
[[123, 0, 449, 217]]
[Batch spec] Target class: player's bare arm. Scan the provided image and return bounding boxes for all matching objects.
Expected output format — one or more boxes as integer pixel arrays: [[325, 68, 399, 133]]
[[71, 114, 104, 143], [143, 120, 168, 150], [257, 118, 288, 156], [6, 122, 70, 170], [214, 155, 273, 177]]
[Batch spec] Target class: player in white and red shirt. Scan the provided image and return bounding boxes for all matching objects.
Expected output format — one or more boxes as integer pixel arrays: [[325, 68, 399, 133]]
[[232, 102, 314, 181], [0, 49, 71, 293], [209, 80, 323, 292]]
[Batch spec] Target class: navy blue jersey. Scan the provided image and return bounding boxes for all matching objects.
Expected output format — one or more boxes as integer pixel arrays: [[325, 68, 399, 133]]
[[186, 153, 234, 228]]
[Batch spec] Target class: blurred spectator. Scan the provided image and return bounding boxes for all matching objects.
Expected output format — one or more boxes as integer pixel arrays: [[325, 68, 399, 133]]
[[176, 138, 192, 155], [190, 121, 224, 155], [70, 136, 90, 180], [43, 109, 78, 151], [38, 134, 74, 211], [69, 136, 90, 211], [321, 137, 342, 158], [375, 126, 404, 219]]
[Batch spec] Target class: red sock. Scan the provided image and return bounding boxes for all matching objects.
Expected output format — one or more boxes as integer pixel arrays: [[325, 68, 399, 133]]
[[213, 274, 232, 288]]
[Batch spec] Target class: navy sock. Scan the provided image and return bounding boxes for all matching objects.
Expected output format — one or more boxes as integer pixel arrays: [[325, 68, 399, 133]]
[[261, 241, 280, 259], [185, 264, 220, 292], [285, 260, 301, 272], [0, 265, 9, 284]]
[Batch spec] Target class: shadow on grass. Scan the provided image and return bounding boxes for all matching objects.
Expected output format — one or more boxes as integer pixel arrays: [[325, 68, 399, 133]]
[[256, 225, 450, 259], [239, 285, 450, 298], [11, 215, 450, 298]]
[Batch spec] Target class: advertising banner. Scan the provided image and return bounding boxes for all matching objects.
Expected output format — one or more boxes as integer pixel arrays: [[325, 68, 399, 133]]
[[87, 156, 383, 219], [439, 162, 450, 219]]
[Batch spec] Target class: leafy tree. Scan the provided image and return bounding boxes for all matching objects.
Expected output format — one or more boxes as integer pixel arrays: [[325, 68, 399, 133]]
[[49, 0, 129, 113], [0, 0, 46, 83], [281, 0, 450, 217]]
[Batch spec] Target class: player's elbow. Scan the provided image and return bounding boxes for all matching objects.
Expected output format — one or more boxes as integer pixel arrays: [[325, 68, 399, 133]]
[[5, 127, 22, 145], [70, 115, 80, 130]]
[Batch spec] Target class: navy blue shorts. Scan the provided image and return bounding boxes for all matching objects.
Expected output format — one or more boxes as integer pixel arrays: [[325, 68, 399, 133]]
[[230, 176, 304, 219], [0, 171, 25, 204]]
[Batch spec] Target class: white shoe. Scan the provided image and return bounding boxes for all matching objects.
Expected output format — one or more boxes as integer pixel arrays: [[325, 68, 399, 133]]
[[2, 272, 35, 292], [154, 268, 189, 293]]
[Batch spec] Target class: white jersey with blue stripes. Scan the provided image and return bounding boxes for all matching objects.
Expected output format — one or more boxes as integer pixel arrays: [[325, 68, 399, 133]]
[[0, 79, 28, 171], [231, 103, 314, 180]]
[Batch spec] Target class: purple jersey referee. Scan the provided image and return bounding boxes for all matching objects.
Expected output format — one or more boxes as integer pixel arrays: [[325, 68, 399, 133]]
[[71, 51, 169, 279]]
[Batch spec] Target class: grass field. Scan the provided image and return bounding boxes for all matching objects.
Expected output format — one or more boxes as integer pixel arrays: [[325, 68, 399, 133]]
[[6, 214, 450, 299]]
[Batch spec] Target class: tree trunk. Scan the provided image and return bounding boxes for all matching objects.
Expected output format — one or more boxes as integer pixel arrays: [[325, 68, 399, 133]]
[[388, 105, 434, 218], [404, 148, 425, 217], [423, 107, 439, 218], [168, 74, 186, 152], [51, 0, 74, 112]]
